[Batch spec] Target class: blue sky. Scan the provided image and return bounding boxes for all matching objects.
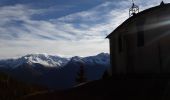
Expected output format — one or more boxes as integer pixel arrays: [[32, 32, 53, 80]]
[[0, 0, 169, 59]]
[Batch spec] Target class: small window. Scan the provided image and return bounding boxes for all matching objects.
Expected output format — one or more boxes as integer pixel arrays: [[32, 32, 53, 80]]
[[118, 35, 123, 52]]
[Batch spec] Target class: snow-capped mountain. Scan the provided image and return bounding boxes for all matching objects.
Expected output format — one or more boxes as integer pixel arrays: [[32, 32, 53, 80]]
[[0, 53, 110, 90], [82, 53, 110, 65], [0, 53, 109, 69], [0, 54, 70, 68], [69, 53, 109, 65]]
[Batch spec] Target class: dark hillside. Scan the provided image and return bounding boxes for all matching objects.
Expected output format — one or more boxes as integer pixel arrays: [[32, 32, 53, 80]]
[[0, 72, 47, 100], [23, 76, 170, 100]]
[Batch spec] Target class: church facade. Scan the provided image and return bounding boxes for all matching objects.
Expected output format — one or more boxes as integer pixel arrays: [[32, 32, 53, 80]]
[[107, 2, 170, 76]]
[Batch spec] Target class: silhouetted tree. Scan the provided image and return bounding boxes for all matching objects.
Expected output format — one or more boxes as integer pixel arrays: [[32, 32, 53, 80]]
[[76, 63, 87, 84], [102, 70, 110, 80]]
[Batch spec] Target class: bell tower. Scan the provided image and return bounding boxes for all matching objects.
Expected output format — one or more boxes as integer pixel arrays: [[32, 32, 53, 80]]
[[129, 0, 139, 17], [160, 1, 165, 5]]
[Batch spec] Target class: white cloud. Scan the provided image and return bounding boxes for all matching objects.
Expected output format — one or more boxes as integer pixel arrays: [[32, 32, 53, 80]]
[[1, 0, 170, 59]]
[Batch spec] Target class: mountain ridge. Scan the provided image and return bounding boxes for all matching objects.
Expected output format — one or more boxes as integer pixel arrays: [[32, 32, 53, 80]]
[[0, 53, 109, 68], [0, 53, 110, 90]]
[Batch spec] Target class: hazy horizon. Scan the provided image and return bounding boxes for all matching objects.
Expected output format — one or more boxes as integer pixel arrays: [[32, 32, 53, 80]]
[[0, 52, 110, 60]]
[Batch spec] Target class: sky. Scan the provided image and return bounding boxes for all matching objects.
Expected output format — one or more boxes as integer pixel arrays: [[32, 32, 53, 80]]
[[0, 0, 169, 59]]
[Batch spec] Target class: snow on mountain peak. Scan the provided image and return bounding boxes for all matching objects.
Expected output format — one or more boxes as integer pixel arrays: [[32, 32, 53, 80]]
[[0, 54, 70, 68], [20, 54, 70, 67]]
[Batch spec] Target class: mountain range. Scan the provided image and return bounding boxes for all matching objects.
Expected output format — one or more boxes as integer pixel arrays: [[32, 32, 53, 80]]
[[0, 53, 110, 90]]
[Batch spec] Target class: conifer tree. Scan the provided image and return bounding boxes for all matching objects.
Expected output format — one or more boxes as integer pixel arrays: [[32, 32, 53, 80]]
[[102, 70, 110, 80], [76, 63, 87, 84]]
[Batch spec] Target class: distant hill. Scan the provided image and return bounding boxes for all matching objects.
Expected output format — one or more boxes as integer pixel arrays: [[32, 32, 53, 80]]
[[0, 53, 110, 90]]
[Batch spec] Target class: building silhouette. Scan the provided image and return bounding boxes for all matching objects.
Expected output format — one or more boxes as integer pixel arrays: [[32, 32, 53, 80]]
[[107, 1, 170, 76]]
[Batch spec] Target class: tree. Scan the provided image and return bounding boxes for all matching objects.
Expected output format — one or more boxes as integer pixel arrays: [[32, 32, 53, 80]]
[[102, 70, 110, 80], [76, 63, 87, 84]]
